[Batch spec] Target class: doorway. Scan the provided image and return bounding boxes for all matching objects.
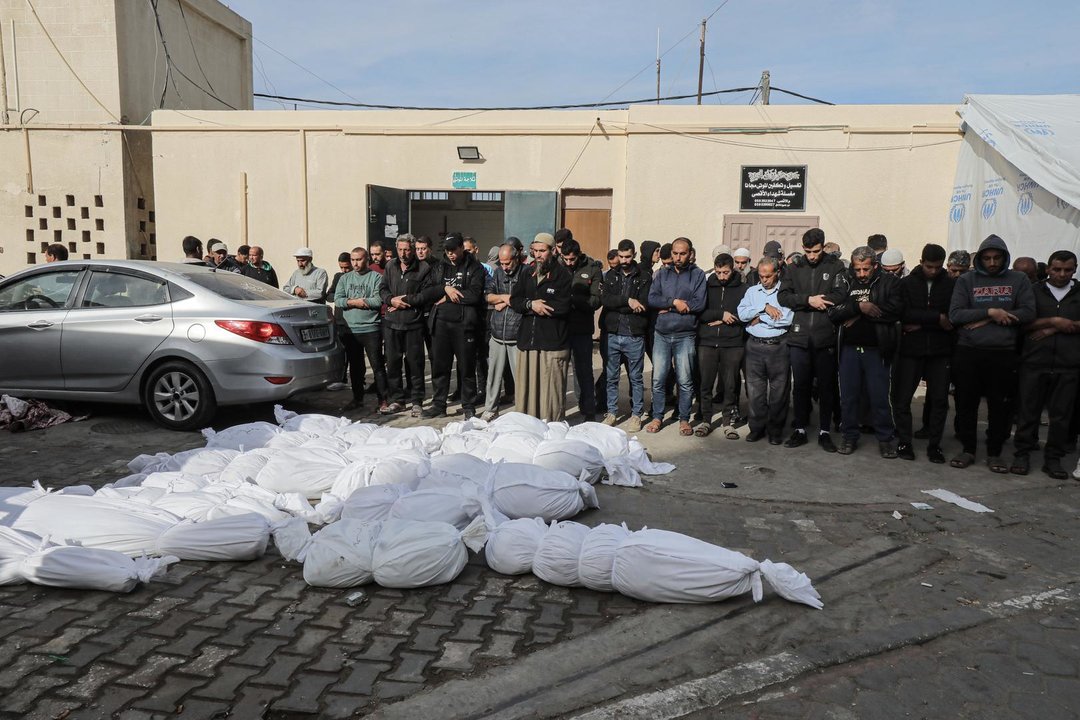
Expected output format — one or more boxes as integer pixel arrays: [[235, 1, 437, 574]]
[[408, 191, 506, 254], [561, 189, 612, 262], [722, 213, 821, 259]]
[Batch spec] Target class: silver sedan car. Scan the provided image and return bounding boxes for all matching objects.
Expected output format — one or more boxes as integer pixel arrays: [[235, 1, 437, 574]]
[[0, 260, 344, 430]]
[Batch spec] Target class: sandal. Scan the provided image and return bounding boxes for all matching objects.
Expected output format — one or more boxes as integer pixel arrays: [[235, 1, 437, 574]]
[[987, 456, 1009, 474], [950, 452, 975, 469], [693, 422, 711, 437], [645, 419, 662, 434], [679, 421, 693, 436], [724, 424, 741, 440]]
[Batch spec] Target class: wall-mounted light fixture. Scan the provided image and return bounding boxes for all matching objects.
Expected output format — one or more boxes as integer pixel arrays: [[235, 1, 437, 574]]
[[457, 146, 481, 161]]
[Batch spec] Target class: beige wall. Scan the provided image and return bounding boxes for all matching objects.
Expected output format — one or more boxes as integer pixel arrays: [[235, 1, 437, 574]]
[[151, 105, 961, 272], [0, 127, 127, 276]]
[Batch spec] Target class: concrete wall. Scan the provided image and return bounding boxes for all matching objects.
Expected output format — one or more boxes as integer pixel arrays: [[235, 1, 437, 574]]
[[150, 105, 961, 273]]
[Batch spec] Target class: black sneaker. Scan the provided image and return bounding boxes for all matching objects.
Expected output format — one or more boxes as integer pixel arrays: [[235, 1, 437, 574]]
[[818, 432, 837, 453], [927, 446, 946, 464], [746, 428, 766, 443], [897, 443, 916, 461], [421, 407, 447, 419], [837, 437, 857, 455], [768, 435, 783, 446], [1042, 460, 1068, 480], [462, 408, 477, 421], [784, 430, 808, 448], [879, 439, 898, 459], [913, 426, 929, 440]]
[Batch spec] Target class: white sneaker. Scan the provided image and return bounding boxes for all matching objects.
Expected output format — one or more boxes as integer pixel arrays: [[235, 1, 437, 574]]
[[480, 410, 497, 422], [600, 413, 617, 426], [1073, 458, 1080, 480], [326, 382, 348, 392]]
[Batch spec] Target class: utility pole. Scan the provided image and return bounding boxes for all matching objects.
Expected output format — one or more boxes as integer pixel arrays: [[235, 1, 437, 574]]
[[696, 19, 706, 105], [655, 28, 661, 105], [759, 70, 771, 105]]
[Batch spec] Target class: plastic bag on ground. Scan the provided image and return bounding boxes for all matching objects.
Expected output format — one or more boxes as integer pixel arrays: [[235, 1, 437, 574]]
[[339, 484, 413, 523], [628, 438, 677, 475], [483, 517, 547, 575], [532, 521, 590, 587], [255, 447, 349, 498], [533, 439, 606, 484], [274, 406, 349, 436], [483, 433, 541, 464], [577, 522, 632, 593], [488, 412, 549, 437], [610, 528, 823, 608], [372, 517, 487, 589], [489, 463, 599, 522], [301, 520, 382, 588], [202, 421, 283, 451], [0, 527, 178, 592]]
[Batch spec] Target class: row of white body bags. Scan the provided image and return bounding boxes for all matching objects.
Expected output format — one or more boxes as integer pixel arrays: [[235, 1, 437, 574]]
[[484, 519, 823, 608]]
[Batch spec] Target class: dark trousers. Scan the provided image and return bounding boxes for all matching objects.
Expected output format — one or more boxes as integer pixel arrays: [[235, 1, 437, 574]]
[[744, 338, 790, 436], [341, 329, 388, 402], [475, 316, 489, 401], [431, 322, 478, 412], [953, 345, 1018, 456], [1014, 366, 1078, 462], [790, 343, 837, 432], [697, 345, 744, 421], [568, 333, 597, 417], [385, 326, 426, 405], [839, 345, 894, 442], [892, 354, 951, 447]]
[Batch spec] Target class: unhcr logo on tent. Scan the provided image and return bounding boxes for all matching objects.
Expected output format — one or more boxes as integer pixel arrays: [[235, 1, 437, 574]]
[[1018, 193, 1034, 216], [950, 204, 966, 223], [982, 198, 998, 220], [1012, 120, 1055, 137]]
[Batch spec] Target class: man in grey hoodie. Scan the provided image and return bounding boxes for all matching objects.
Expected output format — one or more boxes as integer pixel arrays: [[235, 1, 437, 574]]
[[947, 234, 1036, 472]]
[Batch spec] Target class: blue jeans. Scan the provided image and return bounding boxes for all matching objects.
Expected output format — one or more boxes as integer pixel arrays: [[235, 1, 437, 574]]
[[839, 345, 895, 443], [651, 332, 696, 421], [606, 334, 645, 416]]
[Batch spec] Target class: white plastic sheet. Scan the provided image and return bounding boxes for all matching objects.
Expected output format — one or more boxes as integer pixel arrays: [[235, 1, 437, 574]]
[[532, 521, 590, 587], [255, 447, 349, 498], [0, 527, 177, 592], [483, 517, 547, 576], [577, 523, 632, 593], [301, 520, 382, 588], [533, 439, 606, 484], [202, 421, 283, 451], [488, 464, 599, 522], [371, 517, 487, 589]]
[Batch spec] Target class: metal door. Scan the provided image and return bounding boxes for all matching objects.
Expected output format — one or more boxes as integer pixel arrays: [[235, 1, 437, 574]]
[[368, 185, 410, 250]]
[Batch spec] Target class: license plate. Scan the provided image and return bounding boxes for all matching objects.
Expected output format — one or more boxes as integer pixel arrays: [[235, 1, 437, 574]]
[[300, 325, 330, 342]]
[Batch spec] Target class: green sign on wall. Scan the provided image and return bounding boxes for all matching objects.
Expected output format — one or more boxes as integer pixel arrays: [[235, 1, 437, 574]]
[[452, 171, 477, 189]]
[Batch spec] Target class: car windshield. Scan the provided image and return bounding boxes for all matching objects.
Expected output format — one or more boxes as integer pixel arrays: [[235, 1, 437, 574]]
[[181, 271, 295, 301]]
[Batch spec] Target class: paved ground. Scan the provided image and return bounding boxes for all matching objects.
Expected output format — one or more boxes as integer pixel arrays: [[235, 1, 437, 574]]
[[1, 372, 1078, 719]]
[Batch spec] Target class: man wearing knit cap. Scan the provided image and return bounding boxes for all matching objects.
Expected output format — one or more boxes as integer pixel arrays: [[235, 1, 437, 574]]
[[283, 247, 329, 303], [510, 232, 573, 421], [880, 249, 907, 277]]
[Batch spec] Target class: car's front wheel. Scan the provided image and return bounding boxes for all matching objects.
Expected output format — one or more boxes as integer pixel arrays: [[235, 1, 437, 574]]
[[143, 360, 217, 431]]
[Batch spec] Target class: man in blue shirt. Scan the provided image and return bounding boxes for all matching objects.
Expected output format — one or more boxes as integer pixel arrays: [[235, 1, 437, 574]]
[[737, 256, 794, 444]]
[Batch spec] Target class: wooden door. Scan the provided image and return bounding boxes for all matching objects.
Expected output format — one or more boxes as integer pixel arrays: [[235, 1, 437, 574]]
[[723, 214, 820, 260], [563, 208, 611, 263]]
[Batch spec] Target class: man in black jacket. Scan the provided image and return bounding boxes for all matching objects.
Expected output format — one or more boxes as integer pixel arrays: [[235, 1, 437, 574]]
[[422, 233, 487, 419], [381, 234, 439, 417], [1011, 250, 1080, 479], [559, 239, 604, 421], [892, 244, 955, 463], [828, 246, 903, 457], [510, 233, 573, 421], [778, 228, 848, 452], [695, 253, 748, 436], [600, 239, 651, 432]]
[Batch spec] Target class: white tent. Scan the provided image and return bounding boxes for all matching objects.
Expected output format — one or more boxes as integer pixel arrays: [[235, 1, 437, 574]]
[[948, 94, 1080, 260]]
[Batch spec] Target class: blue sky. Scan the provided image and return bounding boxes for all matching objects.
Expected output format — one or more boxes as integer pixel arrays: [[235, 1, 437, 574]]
[[223, 1, 1079, 110]]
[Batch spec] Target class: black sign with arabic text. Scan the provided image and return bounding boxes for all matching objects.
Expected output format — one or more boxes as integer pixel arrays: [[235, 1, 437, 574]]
[[740, 165, 807, 211]]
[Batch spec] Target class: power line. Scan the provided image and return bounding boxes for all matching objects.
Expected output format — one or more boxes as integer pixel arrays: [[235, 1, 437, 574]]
[[147, 0, 238, 110], [252, 87, 758, 112], [771, 86, 834, 105], [176, 0, 216, 94]]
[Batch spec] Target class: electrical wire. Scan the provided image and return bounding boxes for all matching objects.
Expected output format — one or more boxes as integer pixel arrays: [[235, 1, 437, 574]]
[[148, 0, 238, 110], [24, 0, 120, 122], [252, 87, 758, 111], [176, 0, 217, 94], [771, 86, 834, 106]]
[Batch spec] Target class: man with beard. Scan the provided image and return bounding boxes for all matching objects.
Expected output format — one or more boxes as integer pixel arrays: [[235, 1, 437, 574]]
[[335, 247, 389, 414], [481, 244, 526, 421], [778, 228, 848, 452], [695, 253, 748, 436], [559, 238, 604, 421], [381, 233, 438, 417], [893, 244, 955, 464], [646, 238, 707, 435], [601, 239, 651, 431], [283, 247, 328, 303], [510, 233, 573, 421], [423, 233, 487, 419]]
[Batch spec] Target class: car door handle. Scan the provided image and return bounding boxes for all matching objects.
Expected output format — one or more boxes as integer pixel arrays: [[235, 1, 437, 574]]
[[134, 314, 163, 323], [26, 320, 54, 330]]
